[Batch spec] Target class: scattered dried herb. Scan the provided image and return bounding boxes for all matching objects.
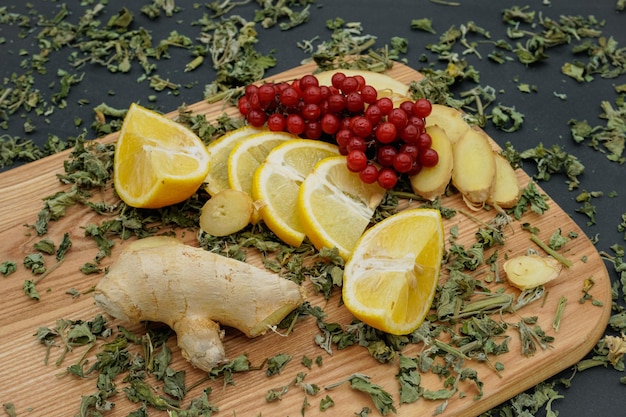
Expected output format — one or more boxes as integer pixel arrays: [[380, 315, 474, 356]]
[[5, 2, 625, 416], [618, 213, 626, 239], [319, 394, 334, 411], [0, 135, 45, 167], [490, 104, 525, 133], [23, 253, 46, 275], [553, 296, 567, 331], [254, 0, 313, 30], [303, 18, 407, 72], [579, 276, 604, 306], [396, 355, 422, 404], [325, 373, 396, 416], [2, 404, 17, 417], [528, 232, 573, 268], [511, 181, 550, 220], [197, 14, 277, 102], [575, 189, 603, 226], [515, 317, 554, 357], [548, 228, 570, 251], [141, 0, 179, 19], [266, 352, 292, 376], [569, 99, 626, 164], [480, 380, 564, 417], [411, 18, 436, 34], [33, 238, 56, 255], [0, 260, 17, 276], [520, 143, 585, 190]]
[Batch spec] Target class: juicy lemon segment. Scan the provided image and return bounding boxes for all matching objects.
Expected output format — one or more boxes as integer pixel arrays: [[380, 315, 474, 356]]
[[298, 156, 386, 260], [228, 131, 295, 195], [114, 103, 211, 209], [342, 208, 444, 335], [204, 125, 267, 196], [252, 139, 339, 247]]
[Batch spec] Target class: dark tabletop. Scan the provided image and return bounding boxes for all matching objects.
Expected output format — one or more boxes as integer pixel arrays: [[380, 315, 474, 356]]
[[1, 1, 625, 416]]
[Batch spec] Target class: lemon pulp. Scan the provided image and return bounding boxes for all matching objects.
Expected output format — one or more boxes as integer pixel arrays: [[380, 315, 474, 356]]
[[342, 208, 444, 335]]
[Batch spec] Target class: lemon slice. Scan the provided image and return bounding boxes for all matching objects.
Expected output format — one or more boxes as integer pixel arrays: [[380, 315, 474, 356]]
[[228, 131, 295, 195], [204, 125, 267, 196], [314, 69, 411, 105], [298, 156, 386, 260], [252, 139, 339, 247], [342, 208, 444, 335], [113, 103, 211, 209]]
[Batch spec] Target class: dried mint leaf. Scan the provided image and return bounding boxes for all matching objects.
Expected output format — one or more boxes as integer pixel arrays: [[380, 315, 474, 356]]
[[396, 355, 423, 404], [349, 375, 396, 416], [0, 260, 17, 276], [34, 238, 56, 255], [520, 143, 585, 190], [266, 353, 292, 376]]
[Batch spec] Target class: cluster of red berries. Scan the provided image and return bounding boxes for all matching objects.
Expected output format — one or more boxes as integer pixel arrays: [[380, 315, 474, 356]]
[[237, 72, 437, 189]]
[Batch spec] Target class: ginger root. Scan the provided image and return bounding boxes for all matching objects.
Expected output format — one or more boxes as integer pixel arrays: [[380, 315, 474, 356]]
[[93, 236, 306, 371]]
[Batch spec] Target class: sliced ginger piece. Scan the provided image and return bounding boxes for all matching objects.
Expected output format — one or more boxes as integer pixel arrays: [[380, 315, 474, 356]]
[[503, 255, 563, 290], [488, 152, 522, 209], [200, 189, 253, 236], [425, 104, 470, 145], [452, 128, 497, 207], [409, 125, 453, 200]]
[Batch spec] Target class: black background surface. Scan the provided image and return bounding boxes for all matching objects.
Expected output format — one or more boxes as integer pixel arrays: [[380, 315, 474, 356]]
[[1, 1, 625, 415]]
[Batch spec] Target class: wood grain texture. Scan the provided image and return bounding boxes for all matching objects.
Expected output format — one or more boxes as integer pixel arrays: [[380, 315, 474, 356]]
[[0, 62, 612, 417]]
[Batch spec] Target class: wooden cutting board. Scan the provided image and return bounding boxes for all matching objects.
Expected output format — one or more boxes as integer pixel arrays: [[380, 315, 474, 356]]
[[0, 62, 612, 417]]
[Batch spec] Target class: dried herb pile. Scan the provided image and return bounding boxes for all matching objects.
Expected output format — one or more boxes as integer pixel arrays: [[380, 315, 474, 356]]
[[1, 1, 626, 416]]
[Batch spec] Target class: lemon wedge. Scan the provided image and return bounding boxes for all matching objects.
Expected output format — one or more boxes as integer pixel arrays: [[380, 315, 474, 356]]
[[113, 103, 210, 209], [298, 156, 386, 260], [252, 139, 339, 247], [342, 208, 444, 335]]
